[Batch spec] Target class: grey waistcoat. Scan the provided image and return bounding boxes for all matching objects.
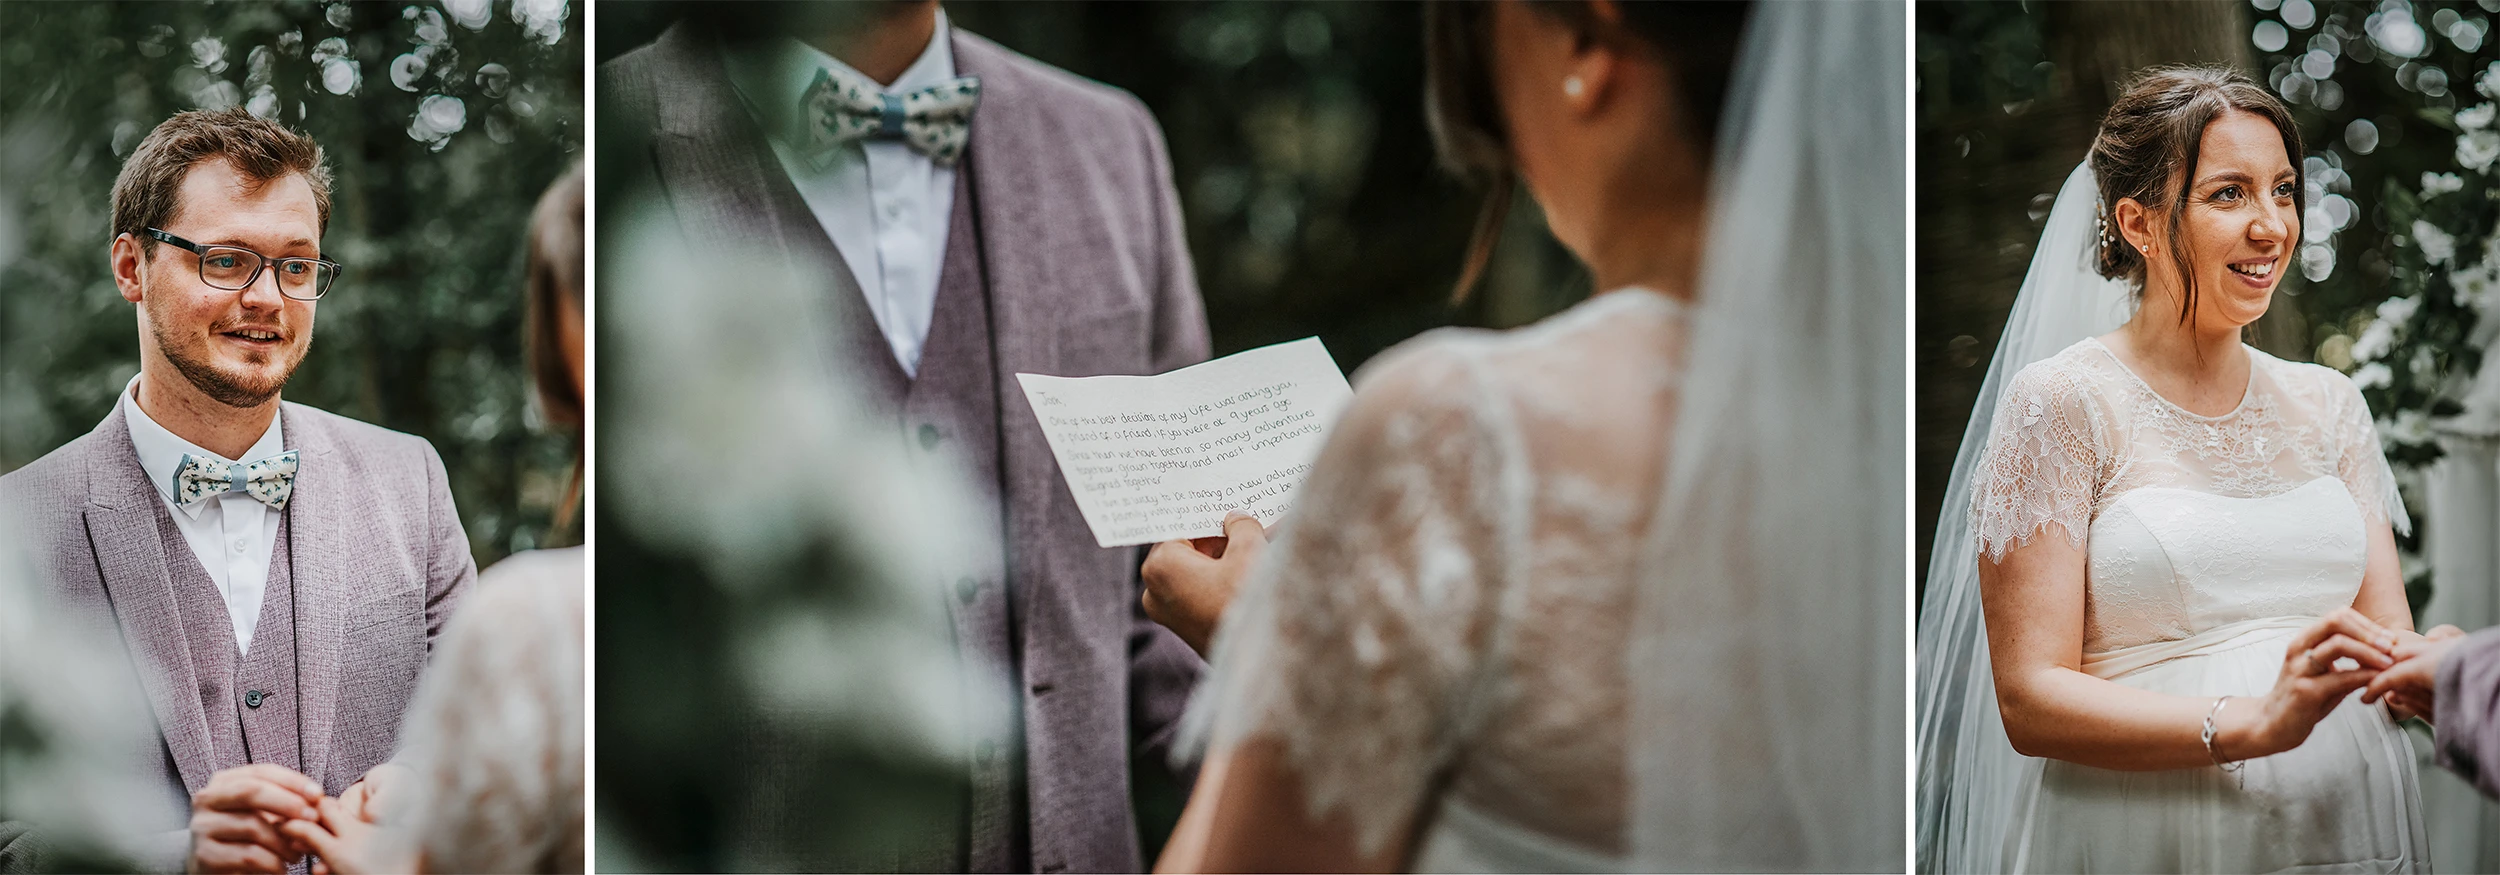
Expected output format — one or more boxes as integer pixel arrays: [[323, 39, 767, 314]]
[[153, 504, 304, 779], [853, 165, 1028, 875]]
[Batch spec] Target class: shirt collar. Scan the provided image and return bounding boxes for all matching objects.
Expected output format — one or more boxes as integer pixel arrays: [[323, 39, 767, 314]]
[[120, 376, 285, 518], [724, 9, 957, 152]]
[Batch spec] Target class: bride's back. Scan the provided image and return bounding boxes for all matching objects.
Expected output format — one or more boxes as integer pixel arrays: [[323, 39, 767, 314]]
[[1444, 288, 1683, 852], [1194, 286, 1685, 864]]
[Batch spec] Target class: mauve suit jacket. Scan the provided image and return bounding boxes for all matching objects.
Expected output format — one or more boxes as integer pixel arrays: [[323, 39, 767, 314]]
[[0, 401, 472, 872], [2436, 627, 2500, 798], [600, 22, 1210, 874]]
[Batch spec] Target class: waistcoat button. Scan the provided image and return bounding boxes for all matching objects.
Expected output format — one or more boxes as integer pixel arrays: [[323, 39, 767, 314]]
[[244, 690, 265, 709]]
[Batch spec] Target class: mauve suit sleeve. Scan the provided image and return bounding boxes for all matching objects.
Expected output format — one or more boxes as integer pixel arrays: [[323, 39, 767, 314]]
[[1126, 95, 1211, 774], [418, 440, 477, 649], [2435, 627, 2500, 798]]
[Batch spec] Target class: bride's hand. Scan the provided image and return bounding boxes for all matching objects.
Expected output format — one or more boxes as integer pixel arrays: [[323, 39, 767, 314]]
[[2222, 608, 2397, 760], [1141, 511, 1270, 656]]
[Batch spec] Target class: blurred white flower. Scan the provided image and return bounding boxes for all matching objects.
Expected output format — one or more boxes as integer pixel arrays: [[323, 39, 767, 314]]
[[445, 0, 493, 30], [190, 36, 227, 73], [2422, 171, 2465, 197], [604, 212, 997, 766], [2461, 129, 2500, 173], [389, 52, 429, 92], [2415, 220, 2457, 264], [246, 84, 278, 119], [474, 62, 511, 98], [192, 79, 241, 110], [2353, 315, 2399, 362], [2379, 294, 2423, 325], [512, 0, 569, 46], [406, 94, 466, 150], [2354, 361, 2394, 390], [412, 7, 450, 46], [2482, 60, 2500, 99], [2369, 7, 2429, 58], [2386, 409, 2436, 446], [0, 530, 159, 869], [2457, 238, 2500, 317], [2460, 102, 2498, 131], [320, 57, 359, 95]]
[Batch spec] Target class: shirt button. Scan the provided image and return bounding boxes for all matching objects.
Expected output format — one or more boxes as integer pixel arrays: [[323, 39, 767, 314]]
[[232, 539, 247, 552], [244, 690, 265, 709], [956, 577, 979, 604], [918, 424, 941, 450]]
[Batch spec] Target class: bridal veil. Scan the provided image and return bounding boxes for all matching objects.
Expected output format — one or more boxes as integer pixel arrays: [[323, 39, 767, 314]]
[[1911, 162, 2134, 872], [1631, 1, 1907, 870]]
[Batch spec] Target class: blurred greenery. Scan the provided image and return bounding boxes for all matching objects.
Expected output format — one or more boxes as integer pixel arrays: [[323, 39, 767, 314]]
[[1915, 0, 2499, 608], [0, 0, 583, 565]]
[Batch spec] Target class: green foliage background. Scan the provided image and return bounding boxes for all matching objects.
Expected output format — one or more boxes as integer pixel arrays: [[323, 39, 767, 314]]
[[0, 0, 584, 565]]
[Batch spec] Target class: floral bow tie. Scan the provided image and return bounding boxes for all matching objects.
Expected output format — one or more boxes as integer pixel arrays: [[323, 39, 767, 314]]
[[799, 65, 981, 167], [173, 451, 300, 511]]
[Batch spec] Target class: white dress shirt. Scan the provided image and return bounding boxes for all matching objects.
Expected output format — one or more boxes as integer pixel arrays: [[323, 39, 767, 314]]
[[122, 377, 284, 655], [723, 14, 960, 378]]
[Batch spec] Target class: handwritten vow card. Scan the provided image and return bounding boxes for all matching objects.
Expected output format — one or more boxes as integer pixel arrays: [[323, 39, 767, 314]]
[[1017, 337, 1356, 548]]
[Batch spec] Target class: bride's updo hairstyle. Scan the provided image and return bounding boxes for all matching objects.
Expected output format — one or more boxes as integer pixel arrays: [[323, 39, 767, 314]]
[[2090, 66, 2303, 322], [1424, 1, 1755, 300]]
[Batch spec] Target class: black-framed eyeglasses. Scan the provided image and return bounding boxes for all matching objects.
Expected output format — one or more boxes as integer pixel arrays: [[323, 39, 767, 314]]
[[144, 228, 343, 301]]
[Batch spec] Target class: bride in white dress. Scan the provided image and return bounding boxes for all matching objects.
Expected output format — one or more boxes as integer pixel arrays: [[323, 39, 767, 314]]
[[1918, 67, 2429, 873], [1140, 1, 1903, 872]]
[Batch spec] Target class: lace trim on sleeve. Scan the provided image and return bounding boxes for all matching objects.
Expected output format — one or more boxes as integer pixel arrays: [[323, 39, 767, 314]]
[[1968, 360, 2107, 561], [1176, 338, 1524, 858], [2330, 372, 2412, 536]]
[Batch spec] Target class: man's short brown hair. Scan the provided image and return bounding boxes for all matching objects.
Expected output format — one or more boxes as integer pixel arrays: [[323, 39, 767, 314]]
[[110, 107, 333, 252]]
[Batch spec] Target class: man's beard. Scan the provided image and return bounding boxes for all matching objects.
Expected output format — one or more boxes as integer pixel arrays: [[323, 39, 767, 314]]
[[147, 296, 306, 409]]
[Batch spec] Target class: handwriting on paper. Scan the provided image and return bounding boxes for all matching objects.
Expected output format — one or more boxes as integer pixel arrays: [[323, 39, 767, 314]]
[[1017, 337, 1355, 547]]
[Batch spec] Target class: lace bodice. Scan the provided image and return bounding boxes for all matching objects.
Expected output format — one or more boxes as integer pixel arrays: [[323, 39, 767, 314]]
[[1185, 288, 1685, 862], [1969, 339, 2407, 653]]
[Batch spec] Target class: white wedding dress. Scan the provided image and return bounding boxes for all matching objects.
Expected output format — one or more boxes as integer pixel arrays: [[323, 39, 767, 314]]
[[1966, 337, 2428, 873], [1179, 3, 1905, 871], [1183, 288, 1686, 872]]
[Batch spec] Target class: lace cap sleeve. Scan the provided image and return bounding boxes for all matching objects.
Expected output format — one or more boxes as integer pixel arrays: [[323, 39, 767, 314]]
[[1968, 358, 2110, 561], [1178, 337, 1523, 857], [2329, 370, 2412, 535]]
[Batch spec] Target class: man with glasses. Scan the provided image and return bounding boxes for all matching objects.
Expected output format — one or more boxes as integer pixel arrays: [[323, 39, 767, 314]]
[[0, 108, 472, 874]]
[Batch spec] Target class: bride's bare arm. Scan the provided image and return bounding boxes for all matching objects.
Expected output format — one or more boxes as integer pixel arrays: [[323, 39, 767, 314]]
[[2351, 520, 2414, 634], [1981, 533, 2397, 770], [1154, 742, 1408, 874]]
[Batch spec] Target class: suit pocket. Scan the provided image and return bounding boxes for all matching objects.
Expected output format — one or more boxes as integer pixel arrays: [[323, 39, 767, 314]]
[[1059, 308, 1150, 377]]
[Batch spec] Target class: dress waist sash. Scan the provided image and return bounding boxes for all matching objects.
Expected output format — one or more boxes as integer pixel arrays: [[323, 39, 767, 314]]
[[2080, 615, 2317, 681]]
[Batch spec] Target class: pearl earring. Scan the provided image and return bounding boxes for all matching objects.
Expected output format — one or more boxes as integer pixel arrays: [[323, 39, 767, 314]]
[[1563, 76, 1585, 98]]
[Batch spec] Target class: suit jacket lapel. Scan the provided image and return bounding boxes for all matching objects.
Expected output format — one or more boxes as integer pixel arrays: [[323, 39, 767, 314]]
[[81, 405, 216, 794], [953, 31, 1062, 394], [648, 24, 906, 404], [281, 407, 355, 787]]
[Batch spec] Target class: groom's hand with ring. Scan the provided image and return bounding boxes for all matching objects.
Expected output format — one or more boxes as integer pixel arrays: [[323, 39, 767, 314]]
[[2364, 624, 2467, 723], [1142, 510, 1270, 656], [186, 764, 323, 873]]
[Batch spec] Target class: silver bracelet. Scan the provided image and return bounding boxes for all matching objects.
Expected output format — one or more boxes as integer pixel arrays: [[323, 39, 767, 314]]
[[2202, 695, 2243, 772]]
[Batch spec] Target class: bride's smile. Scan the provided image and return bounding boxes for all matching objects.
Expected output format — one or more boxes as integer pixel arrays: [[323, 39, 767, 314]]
[[2152, 109, 2300, 331]]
